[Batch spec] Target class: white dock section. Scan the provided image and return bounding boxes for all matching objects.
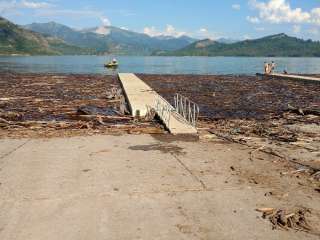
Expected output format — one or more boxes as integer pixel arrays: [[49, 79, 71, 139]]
[[118, 73, 198, 135], [270, 73, 320, 82], [257, 73, 320, 83]]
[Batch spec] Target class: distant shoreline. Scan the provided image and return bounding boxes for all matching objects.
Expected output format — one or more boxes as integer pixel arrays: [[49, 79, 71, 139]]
[[1, 54, 320, 58], [0, 54, 31, 56]]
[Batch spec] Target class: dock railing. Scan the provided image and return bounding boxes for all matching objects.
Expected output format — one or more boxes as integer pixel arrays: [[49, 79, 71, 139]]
[[154, 95, 173, 127], [174, 93, 199, 127], [153, 93, 200, 129]]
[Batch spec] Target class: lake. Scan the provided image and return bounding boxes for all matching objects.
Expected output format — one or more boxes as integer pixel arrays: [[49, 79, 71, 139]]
[[1, 56, 320, 75]]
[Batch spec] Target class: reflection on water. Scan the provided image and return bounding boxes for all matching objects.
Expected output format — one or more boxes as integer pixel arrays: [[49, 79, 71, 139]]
[[1, 56, 320, 75]]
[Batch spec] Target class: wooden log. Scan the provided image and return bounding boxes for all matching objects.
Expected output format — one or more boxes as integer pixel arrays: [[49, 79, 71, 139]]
[[0, 117, 10, 125], [68, 114, 132, 121], [288, 104, 320, 116]]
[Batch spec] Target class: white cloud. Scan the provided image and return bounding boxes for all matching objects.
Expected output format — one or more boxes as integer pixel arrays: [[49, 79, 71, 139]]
[[0, 0, 112, 28], [95, 26, 110, 35], [197, 28, 220, 40], [20, 0, 52, 9], [199, 28, 208, 33], [246, 16, 260, 24], [34, 9, 102, 18], [90, 16, 112, 35], [248, 0, 320, 25], [143, 26, 159, 37], [143, 25, 221, 40], [165, 24, 187, 37], [232, 4, 241, 10], [310, 8, 320, 25], [0, 0, 53, 15], [243, 34, 252, 40], [144, 24, 187, 38], [100, 16, 111, 26], [293, 25, 301, 34]]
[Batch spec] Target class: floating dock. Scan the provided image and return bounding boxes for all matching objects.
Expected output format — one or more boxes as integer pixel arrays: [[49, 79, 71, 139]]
[[118, 73, 198, 135], [257, 73, 320, 83]]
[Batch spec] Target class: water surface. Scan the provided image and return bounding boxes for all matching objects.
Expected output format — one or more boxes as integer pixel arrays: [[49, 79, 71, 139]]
[[1, 56, 320, 75]]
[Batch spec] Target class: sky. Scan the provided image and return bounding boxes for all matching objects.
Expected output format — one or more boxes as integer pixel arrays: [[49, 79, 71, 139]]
[[1, 0, 320, 40]]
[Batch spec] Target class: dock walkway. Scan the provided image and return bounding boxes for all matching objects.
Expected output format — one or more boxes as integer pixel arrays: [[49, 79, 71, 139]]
[[118, 73, 197, 135], [257, 73, 320, 83]]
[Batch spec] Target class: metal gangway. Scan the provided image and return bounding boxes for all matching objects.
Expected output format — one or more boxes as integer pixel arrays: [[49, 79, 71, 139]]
[[118, 73, 198, 134], [154, 93, 199, 129]]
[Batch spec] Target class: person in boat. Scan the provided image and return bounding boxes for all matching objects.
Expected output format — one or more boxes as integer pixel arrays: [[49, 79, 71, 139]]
[[105, 58, 118, 67]]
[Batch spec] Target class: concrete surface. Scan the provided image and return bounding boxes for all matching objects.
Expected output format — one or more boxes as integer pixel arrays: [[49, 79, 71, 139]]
[[0, 134, 319, 240], [118, 73, 197, 135], [258, 73, 320, 83]]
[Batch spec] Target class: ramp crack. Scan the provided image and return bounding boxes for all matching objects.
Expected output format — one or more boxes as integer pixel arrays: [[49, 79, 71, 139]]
[[172, 154, 207, 190], [0, 140, 30, 162]]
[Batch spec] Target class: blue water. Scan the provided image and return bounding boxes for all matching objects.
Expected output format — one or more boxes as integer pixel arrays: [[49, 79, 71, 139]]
[[1, 56, 320, 75]]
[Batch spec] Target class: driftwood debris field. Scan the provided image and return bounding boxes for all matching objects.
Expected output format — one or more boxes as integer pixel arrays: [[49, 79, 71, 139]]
[[140, 74, 320, 173], [0, 73, 164, 138]]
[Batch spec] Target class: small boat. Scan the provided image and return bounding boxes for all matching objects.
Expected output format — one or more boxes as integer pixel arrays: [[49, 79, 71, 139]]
[[104, 62, 118, 68], [104, 59, 119, 68]]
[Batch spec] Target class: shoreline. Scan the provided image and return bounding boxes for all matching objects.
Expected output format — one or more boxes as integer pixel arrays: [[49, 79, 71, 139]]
[[2, 69, 320, 77], [1, 72, 319, 159], [2, 54, 320, 58], [1, 72, 319, 121]]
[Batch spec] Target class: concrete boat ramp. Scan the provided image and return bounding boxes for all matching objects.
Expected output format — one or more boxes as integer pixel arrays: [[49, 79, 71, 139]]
[[118, 73, 197, 135]]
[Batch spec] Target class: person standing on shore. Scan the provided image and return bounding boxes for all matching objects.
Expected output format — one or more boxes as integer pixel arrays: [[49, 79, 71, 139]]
[[271, 61, 276, 73], [264, 62, 268, 74], [264, 62, 272, 74]]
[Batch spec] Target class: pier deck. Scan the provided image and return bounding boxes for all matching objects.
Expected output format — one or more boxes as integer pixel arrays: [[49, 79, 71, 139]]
[[257, 73, 320, 83], [118, 73, 197, 135]]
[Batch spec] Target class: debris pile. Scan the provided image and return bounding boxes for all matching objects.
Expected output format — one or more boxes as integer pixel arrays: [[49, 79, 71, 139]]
[[139, 74, 320, 120], [140, 74, 320, 174], [256, 207, 318, 235], [0, 73, 164, 138]]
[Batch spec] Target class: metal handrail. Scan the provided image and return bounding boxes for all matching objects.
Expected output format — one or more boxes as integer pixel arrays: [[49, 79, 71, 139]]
[[174, 93, 199, 127], [153, 93, 199, 128], [154, 96, 172, 127]]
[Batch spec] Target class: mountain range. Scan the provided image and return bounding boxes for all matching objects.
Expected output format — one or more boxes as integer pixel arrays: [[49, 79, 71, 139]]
[[156, 34, 320, 57], [23, 22, 196, 55], [1, 16, 320, 57], [0, 17, 92, 55]]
